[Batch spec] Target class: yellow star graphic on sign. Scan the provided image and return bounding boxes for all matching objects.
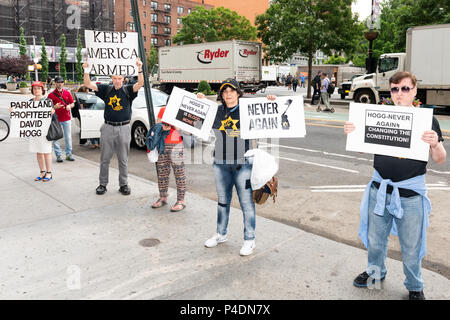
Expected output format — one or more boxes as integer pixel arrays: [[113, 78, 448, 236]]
[[108, 95, 123, 111], [219, 116, 239, 132]]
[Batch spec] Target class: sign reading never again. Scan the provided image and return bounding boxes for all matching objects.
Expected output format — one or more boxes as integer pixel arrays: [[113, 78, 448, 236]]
[[346, 103, 433, 162], [239, 96, 306, 139], [9, 100, 53, 138], [85, 30, 139, 76]]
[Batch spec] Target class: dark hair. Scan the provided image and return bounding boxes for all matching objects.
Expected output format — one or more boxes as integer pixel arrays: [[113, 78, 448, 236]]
[[322, 72, 327, 76], [389, 71, 417, 87], [217, 84, 244, 106], [77, 85, 89, 93]]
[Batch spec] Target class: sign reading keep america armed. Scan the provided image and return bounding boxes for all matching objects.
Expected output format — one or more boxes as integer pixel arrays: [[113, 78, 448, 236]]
[[239, 96, 306, 139], [9, 99, 53, 138], [346, 102, 433, 161], [161, 87, 218, 140], [85, 30, 139, 76]]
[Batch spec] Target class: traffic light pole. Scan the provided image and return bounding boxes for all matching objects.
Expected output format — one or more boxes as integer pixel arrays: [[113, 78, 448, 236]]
[[130, 0, 155, 128]]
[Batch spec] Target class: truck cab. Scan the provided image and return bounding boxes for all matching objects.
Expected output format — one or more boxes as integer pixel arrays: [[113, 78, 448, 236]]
[[349, 53, 406, 104]]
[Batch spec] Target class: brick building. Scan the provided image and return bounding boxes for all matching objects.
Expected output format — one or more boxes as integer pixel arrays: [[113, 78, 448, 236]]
[[114, 0, 213, 52]]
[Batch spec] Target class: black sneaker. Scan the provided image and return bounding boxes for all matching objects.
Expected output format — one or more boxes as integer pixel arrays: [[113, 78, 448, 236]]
[[119, 185, 131, 195], [409, 291, 425, 300], [96, 185, 107, 195], [353, 271, 386, 288]]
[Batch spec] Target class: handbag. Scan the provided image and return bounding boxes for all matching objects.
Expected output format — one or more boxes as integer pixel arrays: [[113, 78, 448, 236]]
[[252, 176, 278, 205], [46, 114, 63, 141]]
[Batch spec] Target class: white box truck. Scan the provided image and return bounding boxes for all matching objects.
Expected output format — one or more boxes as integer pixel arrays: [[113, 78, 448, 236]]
[[261, 65, 278, 86], [158, 40, 265, 94], [349, 24, 450, 107]]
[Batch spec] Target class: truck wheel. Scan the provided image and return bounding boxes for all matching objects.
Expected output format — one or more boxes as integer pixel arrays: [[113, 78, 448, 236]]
[[355, 90, 375, 104], [131, 121, 147, 149]]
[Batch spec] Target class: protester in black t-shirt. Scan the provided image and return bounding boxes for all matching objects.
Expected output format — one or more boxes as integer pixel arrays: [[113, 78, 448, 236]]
[[197, 79, 276, 256], [344, 71, 446, 300], [82, 58, 144, 196]]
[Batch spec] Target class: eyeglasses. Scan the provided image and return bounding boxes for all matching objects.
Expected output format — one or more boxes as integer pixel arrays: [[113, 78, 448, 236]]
[[390, 86, 414, 94]]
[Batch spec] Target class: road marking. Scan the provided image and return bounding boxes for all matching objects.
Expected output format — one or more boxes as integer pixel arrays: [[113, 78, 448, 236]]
[[277, 156, 360, 174]]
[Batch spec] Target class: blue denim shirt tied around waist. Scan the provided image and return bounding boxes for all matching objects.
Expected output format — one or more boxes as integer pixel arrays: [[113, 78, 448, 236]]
[[146, 123, 169, 154], [359, 169, 431, 260]]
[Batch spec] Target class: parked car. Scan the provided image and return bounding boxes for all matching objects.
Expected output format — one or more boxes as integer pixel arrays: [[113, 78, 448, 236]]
[[77, 88, 198, 149], [338, 74, 363, 99], [90, 76, 112, 85]]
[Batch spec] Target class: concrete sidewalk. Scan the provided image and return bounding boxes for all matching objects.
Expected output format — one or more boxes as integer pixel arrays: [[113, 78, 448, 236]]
[[0, 138, 449, 300]]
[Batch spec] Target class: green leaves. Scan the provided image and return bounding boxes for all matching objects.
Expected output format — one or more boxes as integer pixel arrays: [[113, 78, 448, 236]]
[[60, 34, 67, 81], [40, 38, 49, 81], [172, 6, 257, 44]]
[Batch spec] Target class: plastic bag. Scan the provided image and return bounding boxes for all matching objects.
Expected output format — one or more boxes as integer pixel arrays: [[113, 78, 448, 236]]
[[147, 148, 159, 163], [244, 149, 278, 190]]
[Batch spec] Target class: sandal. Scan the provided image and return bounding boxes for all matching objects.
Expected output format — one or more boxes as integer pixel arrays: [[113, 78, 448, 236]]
[[35, 171, 46, 181], [170, 202, 186, 212], [42, 171, 53, 182], [152, 198, 167, 208]]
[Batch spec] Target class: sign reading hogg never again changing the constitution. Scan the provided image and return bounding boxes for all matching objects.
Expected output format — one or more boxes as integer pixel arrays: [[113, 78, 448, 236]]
[[346, 102, 433, 162], [85, 30, 139, 76]]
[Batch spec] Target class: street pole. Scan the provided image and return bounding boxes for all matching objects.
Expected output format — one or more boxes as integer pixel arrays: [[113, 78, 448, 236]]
[[130, 0, 155, 128]]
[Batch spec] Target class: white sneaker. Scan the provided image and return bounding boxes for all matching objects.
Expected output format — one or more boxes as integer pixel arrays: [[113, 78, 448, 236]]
[[239, 240, 256, 256], [204, 233, 228, 248]]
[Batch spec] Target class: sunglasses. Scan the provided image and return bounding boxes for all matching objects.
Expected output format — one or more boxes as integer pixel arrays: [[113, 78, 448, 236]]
[[390, 86, 414, 94]]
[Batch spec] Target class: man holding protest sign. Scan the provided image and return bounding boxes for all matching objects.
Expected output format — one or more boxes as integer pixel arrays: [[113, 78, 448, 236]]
[[82, 57, 144, 196], [344, 72, 446, 300], [48, 76, 75, 162]]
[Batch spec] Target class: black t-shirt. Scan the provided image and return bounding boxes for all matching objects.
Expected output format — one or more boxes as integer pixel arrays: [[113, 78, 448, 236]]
[[373, 116, 444, 197], [212, 104, 252, 164], [96, 84, 138, 122]]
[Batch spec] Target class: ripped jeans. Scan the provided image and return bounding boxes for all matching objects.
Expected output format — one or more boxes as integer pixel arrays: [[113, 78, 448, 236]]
[[213, 159, 255, 240]]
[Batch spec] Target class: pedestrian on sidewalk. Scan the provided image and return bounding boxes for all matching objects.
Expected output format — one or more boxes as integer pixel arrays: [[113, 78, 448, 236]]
[[310, 71, 322, 105], [9, 81, 55, 182], [82, 58, 144, 196], [317, 72, 332, 112], [292, 76, 299, 92], [150, 107, 187, 212], [48, 76, 75, 162], [344, 71, 447, 300], [300, 74, 306, 88], [197, 79, 276, 256]]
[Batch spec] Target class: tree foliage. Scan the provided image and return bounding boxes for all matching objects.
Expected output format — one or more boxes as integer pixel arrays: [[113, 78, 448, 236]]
[[146, 46, 158, 75], [76, 34, 83, 83], [0, 56, 33, 75], [324, 55, 347, 64], [40, 37, 49, 81], [173, 6, 257, 44], [256, 0, 361, 97], [19, 27, 27, 57], [59, 34, 67, 80]]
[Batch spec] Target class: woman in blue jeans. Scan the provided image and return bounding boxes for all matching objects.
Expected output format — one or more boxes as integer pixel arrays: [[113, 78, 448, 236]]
[[198, 79, 276, 256]]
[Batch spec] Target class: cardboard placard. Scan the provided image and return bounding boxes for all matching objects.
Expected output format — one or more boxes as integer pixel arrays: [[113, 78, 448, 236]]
[[9, 100, 53, 138]]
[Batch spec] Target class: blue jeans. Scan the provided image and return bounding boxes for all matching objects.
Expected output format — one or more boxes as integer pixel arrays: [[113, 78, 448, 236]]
[[213, 159, 255, 240], [367, 185, 424, 291], [53, 120, 72, 157], [90, 138, 100, 145]]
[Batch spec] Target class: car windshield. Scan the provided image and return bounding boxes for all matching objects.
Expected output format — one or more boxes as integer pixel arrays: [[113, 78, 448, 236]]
[[134, 89, 169, 109]]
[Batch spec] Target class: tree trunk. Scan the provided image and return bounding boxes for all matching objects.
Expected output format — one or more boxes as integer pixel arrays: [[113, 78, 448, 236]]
[[307, 47, 313, 98]]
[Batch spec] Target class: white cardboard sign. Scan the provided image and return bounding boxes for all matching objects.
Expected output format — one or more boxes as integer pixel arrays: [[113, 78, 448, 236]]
[[239, 95, 306, 139], [9, 100, 53, 138], [346, 102, 433, 161], [85, 30, 139, 76], [161, 87, 218, 140]]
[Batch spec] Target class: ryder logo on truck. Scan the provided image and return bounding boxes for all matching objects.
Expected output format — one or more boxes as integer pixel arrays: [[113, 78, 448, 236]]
[[239, 49, 258, 58], [197, 48, 230, 64]]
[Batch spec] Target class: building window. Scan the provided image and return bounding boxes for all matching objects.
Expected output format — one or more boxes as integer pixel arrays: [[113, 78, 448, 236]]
[[151, 26, 158, 34], [144, 36, 147, 42], [177, 18, 182, 25], [143, 11, 146, 18], [165, 39, 171, 46], [151, 38, 158, 46], [151, 13, 158, 22], [165, 27, 171, 34], [143, 0, 146, 6], [164, 15, 171, 24], [143, 24, 146, 30], [177, 6, 184, 14], [127, 22, 136, 31], [164, 4, 171, 12], [188, 8, 191, 14], [151, 1, 157, 9]]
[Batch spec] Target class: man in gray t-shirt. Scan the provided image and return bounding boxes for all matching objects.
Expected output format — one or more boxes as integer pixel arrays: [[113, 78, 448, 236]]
[[319, 72, 331, 111]]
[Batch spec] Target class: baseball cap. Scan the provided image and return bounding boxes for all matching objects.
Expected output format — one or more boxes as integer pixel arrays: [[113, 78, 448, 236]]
[[54, 76, 64, 83], [219, 78, 240, 92]]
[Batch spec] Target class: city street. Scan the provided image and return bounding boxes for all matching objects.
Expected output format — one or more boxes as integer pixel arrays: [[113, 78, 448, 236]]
[[1, 86, 450, 279]]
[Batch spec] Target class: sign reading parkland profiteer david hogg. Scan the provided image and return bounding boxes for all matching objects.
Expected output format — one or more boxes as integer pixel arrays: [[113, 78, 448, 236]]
[[85, 30, 139, 76], [161, 87, 218, 140], [346, 102, 433, 161], [9, 99, 53, 138], [239, 96, 306, 139]]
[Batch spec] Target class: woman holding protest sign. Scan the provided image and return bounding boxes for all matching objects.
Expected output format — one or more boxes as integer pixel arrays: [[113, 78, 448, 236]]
[[197, 79, 276, 256], [344, 72, 446, 300], [10, 81, 55, 182], [150, 106, 187, 212]]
